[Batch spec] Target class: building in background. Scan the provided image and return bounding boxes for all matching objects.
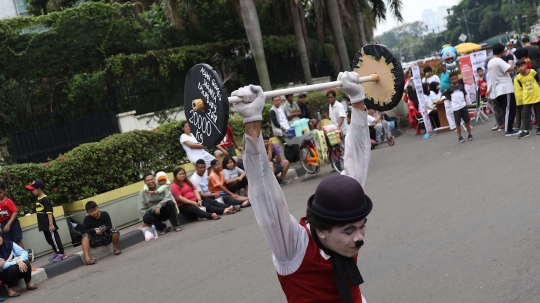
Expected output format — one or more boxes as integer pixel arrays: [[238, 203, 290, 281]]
[[0, 0, 28, 19], [423, 6, 448, 33]]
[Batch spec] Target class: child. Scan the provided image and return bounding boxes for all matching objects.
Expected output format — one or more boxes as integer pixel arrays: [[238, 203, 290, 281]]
[[222, 156, 248, 196], [144, 171, 170, 195], [26, 180, 66, 262], [82, 201, 121, 265], [477, 68, 487, 100], [513, 59, 540, 137], [446, 72, 473, 143], [0, 180, 34, 264]]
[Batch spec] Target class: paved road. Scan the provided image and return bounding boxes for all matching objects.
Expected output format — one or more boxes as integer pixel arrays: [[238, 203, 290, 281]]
[[16, 122, 540, 303]]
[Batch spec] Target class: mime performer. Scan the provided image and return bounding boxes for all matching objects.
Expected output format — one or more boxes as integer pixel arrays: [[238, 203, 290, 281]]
[[232, 71, 373, 303]]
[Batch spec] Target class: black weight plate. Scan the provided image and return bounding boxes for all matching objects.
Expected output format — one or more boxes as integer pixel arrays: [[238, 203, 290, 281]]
[[352, 44, 405, 111], [184, 64, 230, 146]]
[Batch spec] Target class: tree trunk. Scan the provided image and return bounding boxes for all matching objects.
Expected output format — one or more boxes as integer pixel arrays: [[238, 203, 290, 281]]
[[326, 0, 350, 71], [289, 0, 312, 84], [357, 9, 367, 46], [346, 1, 362, 54], [239, 0, 272, 92]]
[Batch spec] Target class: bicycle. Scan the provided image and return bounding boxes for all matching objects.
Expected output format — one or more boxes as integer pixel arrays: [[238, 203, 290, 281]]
[[298, 130, 345, 176]]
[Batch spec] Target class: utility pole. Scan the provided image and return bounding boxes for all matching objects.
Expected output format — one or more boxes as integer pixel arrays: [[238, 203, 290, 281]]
[[512, 0, 522, 36], [462, 9, 471, 41]]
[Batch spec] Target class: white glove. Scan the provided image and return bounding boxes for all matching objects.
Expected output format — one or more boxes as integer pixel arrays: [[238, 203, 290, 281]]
[[231, 85, 265, 123], [338, 71, 366, 103]]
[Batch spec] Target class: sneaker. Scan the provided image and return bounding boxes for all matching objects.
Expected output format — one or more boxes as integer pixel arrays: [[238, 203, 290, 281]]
[[27, 249, 34, 263], [537, 128, 540, 135], [498, 128, 504, 132], [53, 254, 67, 262], [492, 125, 499, 131], [468, 134, 473, 141], [517, 130, 523, 135], [48, 253, 58, 261], [279, 179, 292, 185], [518, 131, 530, 139], [505, 131, 519, 136], [459, 136, 465, 143]]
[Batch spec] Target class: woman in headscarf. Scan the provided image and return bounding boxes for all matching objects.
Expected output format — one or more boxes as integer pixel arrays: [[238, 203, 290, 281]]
[[0, 232, 37, 298]]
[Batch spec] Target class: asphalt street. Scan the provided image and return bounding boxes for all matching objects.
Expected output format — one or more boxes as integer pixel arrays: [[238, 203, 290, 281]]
[[15, 121, 540, 303]]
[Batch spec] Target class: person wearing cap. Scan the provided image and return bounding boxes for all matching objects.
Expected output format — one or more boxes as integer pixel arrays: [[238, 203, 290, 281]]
[[282, 94, 302, 123], [26, 180, 66, 262], [231, 71, 371, 303], [297, 93, 317, 129], [138, 173, 182, 233]]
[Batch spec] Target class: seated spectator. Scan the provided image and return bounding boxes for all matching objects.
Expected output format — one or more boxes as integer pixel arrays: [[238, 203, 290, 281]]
[[138, 172, 182, 234], [222, 156, 248, 196], [368, 109, 390, 144], [180, 121, 216, 167], [0, 181, 30, 258], [262, 135, 291, 185], [214, 124, 242, 160], [143, 171, 170, 195], [0, 232, 37, 298], [208, 160, 251, 208], [191, 160, 224, 203], [424, 83, 440, 128], [269, 96, 291, 141], [297, 93, 318, 129], [170, 167, 236, 221], [82, 201, 121, 265]]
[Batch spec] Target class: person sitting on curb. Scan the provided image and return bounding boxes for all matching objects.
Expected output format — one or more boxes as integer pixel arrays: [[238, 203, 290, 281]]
[[263, 135, 291, 185], [170, 167, 237, 221], [223, 156, 248, 196], [208, 159, 251, 208], [138, 172, 182, 234], [143, 171, 170, 195], [0, 232, 37, 298], [191, 160, 235, 206], [81, 201, 121, 265]]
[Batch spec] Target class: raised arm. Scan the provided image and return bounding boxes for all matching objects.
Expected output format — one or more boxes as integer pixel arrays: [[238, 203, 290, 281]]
[[337, 72, 370, 188], [232, 85, 308, 275]]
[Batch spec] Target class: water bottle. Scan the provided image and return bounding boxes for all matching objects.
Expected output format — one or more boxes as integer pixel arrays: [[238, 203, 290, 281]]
[[317, 111, 321, 121], [151, 225, 158, 239]]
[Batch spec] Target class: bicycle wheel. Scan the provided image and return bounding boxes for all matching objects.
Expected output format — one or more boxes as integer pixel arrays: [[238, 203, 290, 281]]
[[328, 145, 345, 173], [299, 146, 320, 175]]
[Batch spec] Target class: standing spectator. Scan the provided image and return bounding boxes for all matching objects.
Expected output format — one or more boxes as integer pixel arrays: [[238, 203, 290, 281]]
[[487, 43, 519, 136], [180, 121, 216, 167], [282, 94, 302, 123], [514, 59, 540, 137], [422, 66, 440, 84], [0, 233, 37, 298], [327, 90, 349, 136], [477, 68, 487, 100], [263, 135, 291, 185], [0, 181, 31, 260], [523, 36, 539, 72], [485, 56, 506, 131], [425, 83, 440, 128], [446, 72, 473, 143], [26, 180, 66, 262], [81, 201, 121, 265], [269, 96, 291, 140], [214, 124, 242, 160], [208, 160, 251, 208], [138, 173, 182, 234], [297, 93, 317, 129], [438, 62, 451, 92]]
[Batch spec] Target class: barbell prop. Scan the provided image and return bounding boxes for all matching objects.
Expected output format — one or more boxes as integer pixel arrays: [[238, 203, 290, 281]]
[[184, 44, 404, 146]]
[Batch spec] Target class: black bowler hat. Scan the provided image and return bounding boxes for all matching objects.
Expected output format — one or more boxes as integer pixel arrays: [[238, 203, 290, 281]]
[[307, 175, 372, 223]]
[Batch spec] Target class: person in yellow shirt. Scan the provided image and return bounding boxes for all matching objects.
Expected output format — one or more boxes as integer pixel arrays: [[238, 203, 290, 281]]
[[514, 59, 540, 138]]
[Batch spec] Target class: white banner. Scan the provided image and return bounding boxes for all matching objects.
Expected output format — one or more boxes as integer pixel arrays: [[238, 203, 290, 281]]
[[470, 50, 487, 83], [411, 65, 432, 134]]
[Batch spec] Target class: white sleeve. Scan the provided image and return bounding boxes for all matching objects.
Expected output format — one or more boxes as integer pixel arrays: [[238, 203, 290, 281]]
[[338, 103, 347, 118], [180, 134, 187, 144], [434, 75, 441, 83], [243, 133, 308, 275], [190, 175, 202, 192], [236, 167, 244, 174], [341, 107, 371, 188]]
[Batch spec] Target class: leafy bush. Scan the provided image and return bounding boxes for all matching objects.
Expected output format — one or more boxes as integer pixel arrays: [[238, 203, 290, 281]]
[[0, 120, 191, 213]]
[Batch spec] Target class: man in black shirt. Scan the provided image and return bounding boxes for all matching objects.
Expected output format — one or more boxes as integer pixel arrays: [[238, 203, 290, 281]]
[[523, 36, 540, 71], [81, 201, 121, 265], [297, 93, 318, 129]]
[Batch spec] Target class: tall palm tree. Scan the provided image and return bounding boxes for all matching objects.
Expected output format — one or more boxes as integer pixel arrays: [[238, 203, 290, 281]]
[[325, 0, 350, 71], [285, 0, 312, 84], [238, 0, 272, 92]]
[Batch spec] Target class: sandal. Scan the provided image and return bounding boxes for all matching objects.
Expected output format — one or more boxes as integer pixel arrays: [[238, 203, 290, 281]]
[[26, 285, 38, 291], [85, 258, 97, 265], [8, 293, 20, 297], [113, 249, 122, 255], [173, 225, 182, 232], [211, 213, 221, 220], [159, 226, 171, 235]]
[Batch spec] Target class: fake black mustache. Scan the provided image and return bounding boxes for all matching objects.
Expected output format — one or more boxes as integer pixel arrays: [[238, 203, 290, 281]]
[[355, 240, 364, 248]]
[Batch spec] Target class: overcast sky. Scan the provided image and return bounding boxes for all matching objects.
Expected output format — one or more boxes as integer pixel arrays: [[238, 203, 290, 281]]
[[374, 0, 461, 36]]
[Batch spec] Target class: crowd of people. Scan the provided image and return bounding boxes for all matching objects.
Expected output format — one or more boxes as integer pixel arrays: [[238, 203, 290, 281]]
[[404, 38, 540, 143]]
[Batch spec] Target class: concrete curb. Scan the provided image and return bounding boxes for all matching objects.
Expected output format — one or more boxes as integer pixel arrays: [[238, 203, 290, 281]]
[[42, 255, 84, 279]]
